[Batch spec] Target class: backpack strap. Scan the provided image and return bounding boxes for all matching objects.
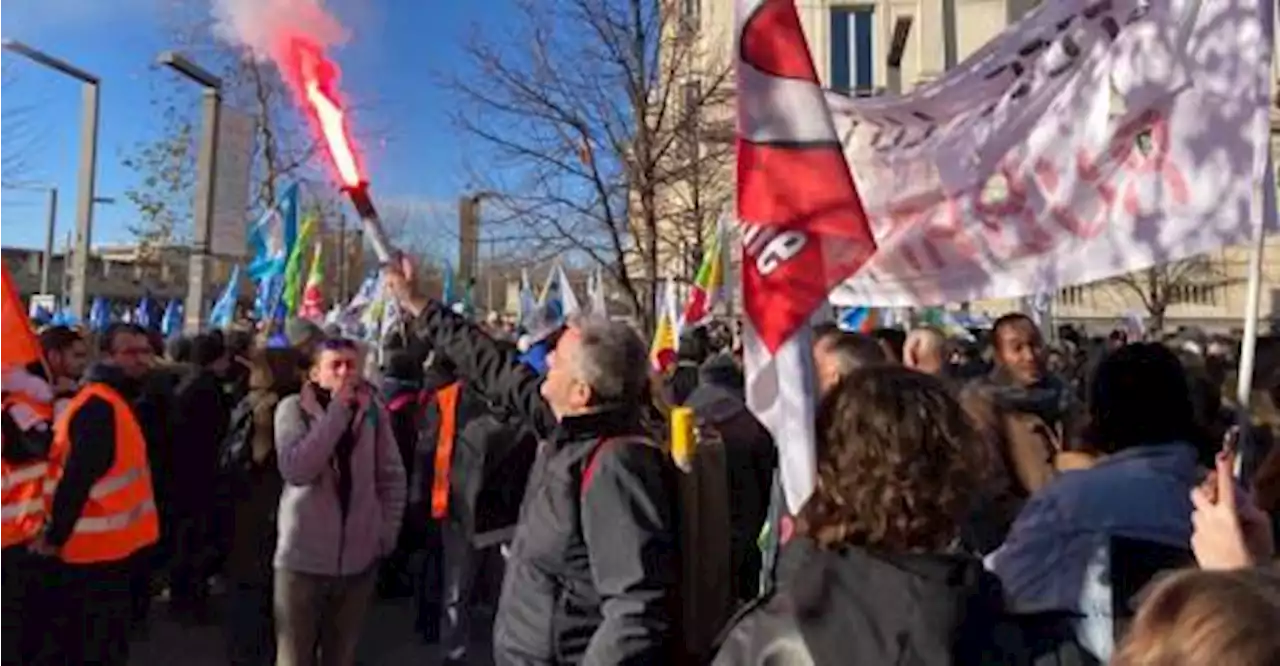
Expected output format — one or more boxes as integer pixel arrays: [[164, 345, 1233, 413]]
[[388, 392, 416, 413], [579, 435, 654, 498]]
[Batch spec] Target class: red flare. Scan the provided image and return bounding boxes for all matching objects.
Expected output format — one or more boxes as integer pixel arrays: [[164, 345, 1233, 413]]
[[286, 37, 364, 188]]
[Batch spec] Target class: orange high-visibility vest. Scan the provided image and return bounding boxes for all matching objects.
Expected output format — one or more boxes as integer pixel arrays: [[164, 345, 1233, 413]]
[[430, 383, 460, 520], [47, 383, 159, 564], [1, 393, 54, 548]]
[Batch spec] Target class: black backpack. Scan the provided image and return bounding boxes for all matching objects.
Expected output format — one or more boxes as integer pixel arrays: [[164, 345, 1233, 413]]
[[218, 396, 259, 476]]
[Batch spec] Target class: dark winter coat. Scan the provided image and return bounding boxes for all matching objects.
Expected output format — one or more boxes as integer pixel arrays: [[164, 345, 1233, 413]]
[[713, 541, 1015, 666], [408, 301, 681, 665]]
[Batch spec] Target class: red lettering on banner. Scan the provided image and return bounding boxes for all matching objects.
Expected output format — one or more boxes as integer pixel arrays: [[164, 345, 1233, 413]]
[[865, 111, 1192, 280], [919, 196, 979, 270], [1037, 152, 1118, 239], [856, 199, 942, 282], [1037, 111, 1190, 237], [1114, 113, 1190, 216], [966, 163, 1054, 261]]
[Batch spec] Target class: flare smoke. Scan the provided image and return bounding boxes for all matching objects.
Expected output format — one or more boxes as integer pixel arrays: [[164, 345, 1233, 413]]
[[210, 0, 348, 66]]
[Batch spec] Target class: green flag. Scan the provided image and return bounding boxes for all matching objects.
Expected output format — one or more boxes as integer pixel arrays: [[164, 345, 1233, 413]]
[[283, 214, 317, 315]]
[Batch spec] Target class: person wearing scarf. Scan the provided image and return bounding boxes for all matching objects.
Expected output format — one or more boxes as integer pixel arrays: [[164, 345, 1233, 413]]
[[964, 313, 1085, 499], [272, 338, 406, 666]]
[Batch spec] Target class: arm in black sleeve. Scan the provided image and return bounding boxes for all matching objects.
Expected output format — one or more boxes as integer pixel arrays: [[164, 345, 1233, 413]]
[[1, 410, 54, 463], [581, 442, 680, 664], [45, 397, 116, 547], [410, 300, 557, 438]]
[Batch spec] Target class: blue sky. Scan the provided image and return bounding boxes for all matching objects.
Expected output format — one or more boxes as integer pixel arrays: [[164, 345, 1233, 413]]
[[1, 0, 512, 250]]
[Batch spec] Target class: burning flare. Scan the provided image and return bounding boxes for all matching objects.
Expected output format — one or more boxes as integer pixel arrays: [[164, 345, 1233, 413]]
[[288, 37, 363, 187]]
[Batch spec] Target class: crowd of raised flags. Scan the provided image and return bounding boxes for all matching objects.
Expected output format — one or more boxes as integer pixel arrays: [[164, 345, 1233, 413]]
[[15, 171, 975, 364]]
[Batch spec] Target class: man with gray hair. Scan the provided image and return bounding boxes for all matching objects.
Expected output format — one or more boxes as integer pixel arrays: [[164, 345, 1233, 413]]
[[812, 327, 887, 395], [384, 261, 680, 665]]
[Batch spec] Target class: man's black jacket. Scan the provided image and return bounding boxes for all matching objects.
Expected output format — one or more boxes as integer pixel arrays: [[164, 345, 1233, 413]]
[[409, 301, 680, 665], [169, 365, 230, 513]]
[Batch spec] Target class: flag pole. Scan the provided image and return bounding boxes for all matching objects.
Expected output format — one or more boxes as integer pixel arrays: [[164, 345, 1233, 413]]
[[1234, 154, 1273, 479]]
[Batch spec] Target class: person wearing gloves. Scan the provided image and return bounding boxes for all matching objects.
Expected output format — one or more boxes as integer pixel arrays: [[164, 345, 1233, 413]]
[[272, 337, 407, 666]]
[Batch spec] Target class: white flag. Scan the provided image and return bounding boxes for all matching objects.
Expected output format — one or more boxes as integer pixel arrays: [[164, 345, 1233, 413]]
[[827, 0, 1276, 306], [589, 269, 609, 316], [555, 264, 581, 316]]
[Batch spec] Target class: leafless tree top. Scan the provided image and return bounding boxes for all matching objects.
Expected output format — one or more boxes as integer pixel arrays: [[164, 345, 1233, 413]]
[[447, 0, 733, 327], [2, 63, 42, 187]]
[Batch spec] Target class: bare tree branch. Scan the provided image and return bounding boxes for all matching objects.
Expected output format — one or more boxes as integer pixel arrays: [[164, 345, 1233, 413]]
[[121, 6, 379, 257], [1105, 255, 1235, 332], [1, 64, 41, 186], [447, 0, 733, 331]]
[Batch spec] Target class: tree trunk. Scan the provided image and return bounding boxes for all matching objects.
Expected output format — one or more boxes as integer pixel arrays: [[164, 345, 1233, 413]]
[[1149, 305, 1166, 337]]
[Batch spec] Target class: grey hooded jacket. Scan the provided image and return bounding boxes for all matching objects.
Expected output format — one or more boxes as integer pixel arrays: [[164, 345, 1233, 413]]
[[274, 382, 407, 576]]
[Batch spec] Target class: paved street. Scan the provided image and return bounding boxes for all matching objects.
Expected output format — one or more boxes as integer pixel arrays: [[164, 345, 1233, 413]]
[[131, 595, 494, 666]]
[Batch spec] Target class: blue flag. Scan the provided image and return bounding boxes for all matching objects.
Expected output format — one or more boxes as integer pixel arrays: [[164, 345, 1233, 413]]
[[442, 260, 456, 305], [135, 294, 158, 330], [247, 183, 299, 281], [161, 299, 184, 338], [31, 306, 53, 327], [89, 297, 112, 332], [50, 309, 78, 327], [209, 265, 242, 329]]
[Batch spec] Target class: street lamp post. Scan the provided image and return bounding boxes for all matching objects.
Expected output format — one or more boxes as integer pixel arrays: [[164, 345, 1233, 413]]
[[158, 51, 222, 334], [42, 187, 58, 296], [3, 40, 101, 320], [458, 191, 498, 310], [3, 183, 59, 295]]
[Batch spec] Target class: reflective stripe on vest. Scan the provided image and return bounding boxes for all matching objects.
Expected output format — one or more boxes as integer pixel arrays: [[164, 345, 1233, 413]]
[[2, 462, 49, 492], [1, 461, 50, 546], [73, 498, 157, 534], [2, 392, 54, 547], [86, 466, 146, 500], [0, 497, 44, 521], [47, 383, 159, 563]]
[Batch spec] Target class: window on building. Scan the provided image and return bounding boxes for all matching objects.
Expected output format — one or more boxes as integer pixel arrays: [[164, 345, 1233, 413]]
[[1059, 285, 1086, 306], [830, 5, 876, 95], [682, 79, 702, 148], [1170, 282, 1217, 306], [681, 0, 699, 25]]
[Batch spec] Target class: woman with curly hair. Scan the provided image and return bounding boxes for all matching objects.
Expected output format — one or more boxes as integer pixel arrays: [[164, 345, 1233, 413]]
[[712, 365, 1011, 665]]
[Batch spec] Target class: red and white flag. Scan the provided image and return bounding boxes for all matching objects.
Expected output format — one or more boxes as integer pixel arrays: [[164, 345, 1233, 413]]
[[737, 0, 878, 513]]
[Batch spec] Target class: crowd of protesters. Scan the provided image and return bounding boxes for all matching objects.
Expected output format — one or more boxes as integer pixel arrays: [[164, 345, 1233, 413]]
[[4, 258, 1280, 666]]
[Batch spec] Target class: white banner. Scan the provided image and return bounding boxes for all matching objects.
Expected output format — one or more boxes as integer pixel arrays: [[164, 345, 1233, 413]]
[[210, 108, 256, 258], [829, 0, 1276, 307]]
